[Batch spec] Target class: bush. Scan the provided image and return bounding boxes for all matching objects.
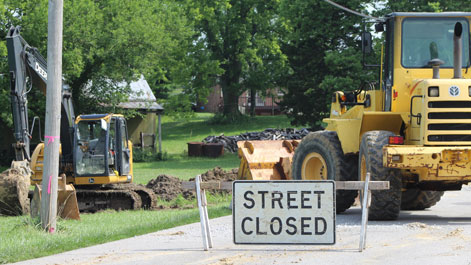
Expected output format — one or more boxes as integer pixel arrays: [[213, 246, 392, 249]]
[[208, 112, 250, 125], [133, 147, 168, 162], [163, 94, 195, 120]]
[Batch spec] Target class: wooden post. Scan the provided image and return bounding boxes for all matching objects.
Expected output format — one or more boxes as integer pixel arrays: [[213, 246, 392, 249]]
[[158, 113, 162, 153], [41, 0, 63, 233], [140, 132, 144, 148], [152, 133, 156, 152]]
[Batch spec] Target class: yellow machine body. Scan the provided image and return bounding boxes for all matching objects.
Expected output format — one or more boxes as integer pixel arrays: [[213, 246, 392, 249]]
[[30, 114, 134, 186], [237, 140, 300, 180], [327, 13, 471, 185], [238, 12, 471, 188]]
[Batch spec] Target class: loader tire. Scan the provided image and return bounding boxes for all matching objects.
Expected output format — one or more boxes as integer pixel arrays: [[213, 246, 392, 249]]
[[401, 189, 444, 210], [359, 131, 401, 220], [292, 131, 357, 213]]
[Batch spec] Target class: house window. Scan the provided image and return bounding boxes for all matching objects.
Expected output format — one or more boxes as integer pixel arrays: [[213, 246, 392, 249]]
[[277, 88, 284, 97], [256, 92, 264, 106]]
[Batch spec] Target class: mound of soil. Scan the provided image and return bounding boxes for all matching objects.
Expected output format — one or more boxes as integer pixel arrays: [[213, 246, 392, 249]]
[[0, 167, 30, 216], [200, 167, 238, 182], [145, 167, 238, 202], [146, 175, 187, 201], [187, 167, 238, 199]]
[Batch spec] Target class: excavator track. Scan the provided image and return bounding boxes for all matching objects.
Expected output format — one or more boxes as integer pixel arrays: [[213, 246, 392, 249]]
[[76, 183, 157, 212]]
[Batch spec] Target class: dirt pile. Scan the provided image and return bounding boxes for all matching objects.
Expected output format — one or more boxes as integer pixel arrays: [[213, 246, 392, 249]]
[[146, 175, 187, 201], [145, 167, 238, 202], [0, 167, 30, 216], [200, 167, 238, 182]]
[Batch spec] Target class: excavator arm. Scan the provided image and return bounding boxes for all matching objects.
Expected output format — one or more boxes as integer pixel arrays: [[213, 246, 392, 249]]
[[6, 26, 75, 163], [0, 26, 80, 218], [2, 26, 154, 217]]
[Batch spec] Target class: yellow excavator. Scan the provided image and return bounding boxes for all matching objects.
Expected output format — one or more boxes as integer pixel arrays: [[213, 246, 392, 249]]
[[238, 12, 471, 220], [0, 26, 156, 218]]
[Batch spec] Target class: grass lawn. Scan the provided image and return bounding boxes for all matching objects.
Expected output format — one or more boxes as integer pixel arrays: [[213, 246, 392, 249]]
[[0, 202, 231, 264], [0, 113, 296, 264], [160, 113, 294, 156], [134, 153, 240, 183], [134, 113, 295, 183]]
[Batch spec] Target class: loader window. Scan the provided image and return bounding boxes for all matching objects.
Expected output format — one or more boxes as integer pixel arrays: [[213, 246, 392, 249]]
[[76, 120, 107, 175], [402, 18, 469, 68]]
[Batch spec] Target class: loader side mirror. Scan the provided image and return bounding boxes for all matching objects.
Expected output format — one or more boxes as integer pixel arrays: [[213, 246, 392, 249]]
[[375, 22, 384, 33], [361, 32, 373, 54]]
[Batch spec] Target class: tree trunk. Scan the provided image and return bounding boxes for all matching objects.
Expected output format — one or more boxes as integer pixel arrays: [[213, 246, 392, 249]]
[[222, 85, 239, 117], [221, 60, 242, 119], [250, 87, 256, 116]]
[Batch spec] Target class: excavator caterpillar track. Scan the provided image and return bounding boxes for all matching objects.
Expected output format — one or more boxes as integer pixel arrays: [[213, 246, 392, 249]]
[[76, 189, 142, 212], [101, 183, 158, 210], [76, 183, 157, 212]]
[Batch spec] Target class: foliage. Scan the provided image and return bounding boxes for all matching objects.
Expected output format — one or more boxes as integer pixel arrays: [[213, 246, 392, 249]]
[[0, 0, 194, 127], [378, 1, 471, 14], [163, 93, 196, 120], [186, 0, 289, 119], [132, 148, 167, 163], [278, 0, 377, 128]]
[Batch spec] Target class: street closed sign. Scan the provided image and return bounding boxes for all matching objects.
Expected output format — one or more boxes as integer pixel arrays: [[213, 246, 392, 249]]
[[232, 180, 335, 245]]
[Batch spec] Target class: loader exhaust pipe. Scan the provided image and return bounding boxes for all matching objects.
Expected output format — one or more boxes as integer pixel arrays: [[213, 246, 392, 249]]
[[453, 22, 463, 79]]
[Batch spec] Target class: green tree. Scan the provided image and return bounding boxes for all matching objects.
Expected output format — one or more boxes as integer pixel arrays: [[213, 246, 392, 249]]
[[0, 0, 194, 118], [279, 0, 376, 128], [187, 0, 288, 121], [379, 1, 471, 13]]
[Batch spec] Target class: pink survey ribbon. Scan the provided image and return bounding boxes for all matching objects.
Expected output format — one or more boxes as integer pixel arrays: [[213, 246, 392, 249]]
[[47, 175, 52, 194], [44, 135, 60, 146], [49, 227, 55, 233]]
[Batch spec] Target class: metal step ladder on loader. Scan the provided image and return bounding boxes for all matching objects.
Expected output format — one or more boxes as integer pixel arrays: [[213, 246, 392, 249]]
[[237, 12, 471, 220]]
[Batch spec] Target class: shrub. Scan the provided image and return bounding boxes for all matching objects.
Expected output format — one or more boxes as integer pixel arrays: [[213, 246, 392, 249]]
[[133, 147, 168, 162]]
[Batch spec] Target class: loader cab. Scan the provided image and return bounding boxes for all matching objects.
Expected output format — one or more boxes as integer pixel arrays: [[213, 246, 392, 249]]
[[377, 13, 471, 112], [73, 114, 132, 185]]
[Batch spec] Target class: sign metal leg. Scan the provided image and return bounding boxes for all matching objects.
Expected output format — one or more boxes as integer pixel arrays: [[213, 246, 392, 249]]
[[201, 185, 213, 248], [196, 175, 209, 251], [359, 172, 370, 252]]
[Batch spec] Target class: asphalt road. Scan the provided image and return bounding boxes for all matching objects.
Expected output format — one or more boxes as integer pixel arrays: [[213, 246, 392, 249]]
[[15, 185, 471, 265]]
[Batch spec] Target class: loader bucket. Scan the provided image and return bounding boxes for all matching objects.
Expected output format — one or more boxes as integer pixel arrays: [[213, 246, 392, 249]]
[[237, 140, 300, 180], [30, 175, 80, 220]]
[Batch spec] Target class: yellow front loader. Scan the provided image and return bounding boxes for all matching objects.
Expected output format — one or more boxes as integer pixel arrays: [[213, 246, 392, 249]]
[[238, 12, 471, 220]]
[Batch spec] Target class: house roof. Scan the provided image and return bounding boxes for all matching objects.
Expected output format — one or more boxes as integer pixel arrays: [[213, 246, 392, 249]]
[[117, 76, 164, 113]]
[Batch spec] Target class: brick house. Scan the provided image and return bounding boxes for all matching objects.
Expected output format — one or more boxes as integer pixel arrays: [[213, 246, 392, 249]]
[[203, 85, 282, 115]]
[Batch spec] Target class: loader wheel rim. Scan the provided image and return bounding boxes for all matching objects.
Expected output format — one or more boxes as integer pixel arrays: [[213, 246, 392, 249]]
[[360, 155, 367, 181], [301, 152, 327, 180]]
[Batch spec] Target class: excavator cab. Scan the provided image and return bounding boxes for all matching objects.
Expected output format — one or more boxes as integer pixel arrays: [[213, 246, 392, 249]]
[[73, 114, 132, 186]]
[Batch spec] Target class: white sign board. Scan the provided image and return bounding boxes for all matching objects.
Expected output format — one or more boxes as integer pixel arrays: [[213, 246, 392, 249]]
[[233, 180, 335, 245]]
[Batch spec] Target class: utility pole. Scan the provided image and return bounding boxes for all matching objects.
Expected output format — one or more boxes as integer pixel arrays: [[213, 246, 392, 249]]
[[41, 0, 63, 233]]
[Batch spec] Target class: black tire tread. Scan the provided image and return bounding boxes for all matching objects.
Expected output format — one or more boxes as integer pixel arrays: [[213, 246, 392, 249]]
[[401, 189, 444, 210], [360, 131, 402, 220], [292, 130, 358, 213]]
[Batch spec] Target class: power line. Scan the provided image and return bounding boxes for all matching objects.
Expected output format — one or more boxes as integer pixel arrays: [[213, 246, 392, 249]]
[[323, 0, 382, 21]]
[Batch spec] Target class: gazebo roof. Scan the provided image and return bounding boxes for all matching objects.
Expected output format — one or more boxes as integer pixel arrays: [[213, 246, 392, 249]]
[[117, 76, 164, 113]]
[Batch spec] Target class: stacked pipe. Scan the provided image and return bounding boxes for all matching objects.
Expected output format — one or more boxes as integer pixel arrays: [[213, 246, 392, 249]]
[[202, 128, 312, 153]]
